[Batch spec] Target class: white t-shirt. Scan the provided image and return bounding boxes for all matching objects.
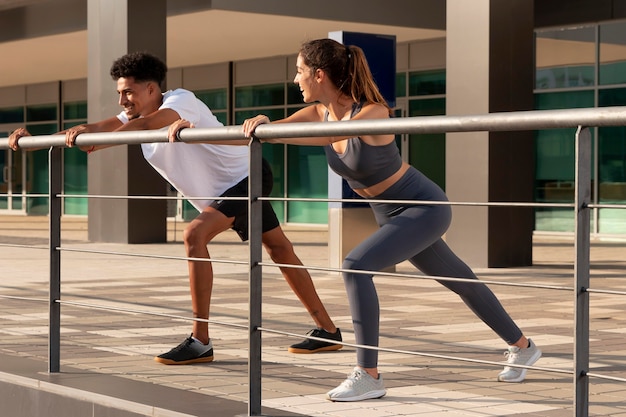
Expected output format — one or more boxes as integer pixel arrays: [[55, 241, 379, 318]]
[[116, 88, 249, 211]]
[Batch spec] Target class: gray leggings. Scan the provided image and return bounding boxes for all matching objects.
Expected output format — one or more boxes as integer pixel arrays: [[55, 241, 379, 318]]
[[343, 167, 523, 368]]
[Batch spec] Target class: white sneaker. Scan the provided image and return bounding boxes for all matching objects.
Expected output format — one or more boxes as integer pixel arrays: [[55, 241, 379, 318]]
[[498, 338, 542, 382], [326, 367, 386, 402]]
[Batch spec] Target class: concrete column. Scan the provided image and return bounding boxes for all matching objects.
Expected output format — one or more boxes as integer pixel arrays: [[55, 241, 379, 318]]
[[87, 0, 167, 243], [445, 0, 534, 267]]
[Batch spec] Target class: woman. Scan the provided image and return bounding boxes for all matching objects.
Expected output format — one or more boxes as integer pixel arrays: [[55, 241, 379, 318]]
[[172, 38, 541, 402]]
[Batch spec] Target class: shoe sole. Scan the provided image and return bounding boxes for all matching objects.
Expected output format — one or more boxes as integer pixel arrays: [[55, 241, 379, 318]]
[[154, 355, 214, 365], [326, 390, 386, 402], [288, 344, 343, 354], [498, 349, 542, 383]]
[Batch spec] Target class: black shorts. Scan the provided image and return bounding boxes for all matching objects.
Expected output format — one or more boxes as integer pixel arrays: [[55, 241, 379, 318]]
[[210, 158, 280, 241]]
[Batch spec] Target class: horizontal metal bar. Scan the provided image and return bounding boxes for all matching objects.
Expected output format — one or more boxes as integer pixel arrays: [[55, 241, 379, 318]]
[[257, 326, 574, 377], [58, 246, 249, 266], [59, 193, 246, 201], [263, 261, 575, 292], [56, 299, 248, 330], [2, 106, 626, 150]]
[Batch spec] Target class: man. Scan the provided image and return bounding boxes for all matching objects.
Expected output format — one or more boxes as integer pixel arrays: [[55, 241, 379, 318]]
[[9, 51, 342, 364]]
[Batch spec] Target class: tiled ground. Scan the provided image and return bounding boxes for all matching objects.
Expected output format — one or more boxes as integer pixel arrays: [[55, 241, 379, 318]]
[[1, 216, 625, 416]]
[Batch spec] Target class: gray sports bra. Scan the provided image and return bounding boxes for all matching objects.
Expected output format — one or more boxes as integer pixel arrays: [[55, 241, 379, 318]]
[[324, 102, 402, 189]]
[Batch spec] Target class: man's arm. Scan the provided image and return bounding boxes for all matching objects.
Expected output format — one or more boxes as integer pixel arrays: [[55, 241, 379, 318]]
[[64, 116, 125, 152], [69, 109, 179, 152], [116, 108, 180, 132], [9, 116, 124, 152]]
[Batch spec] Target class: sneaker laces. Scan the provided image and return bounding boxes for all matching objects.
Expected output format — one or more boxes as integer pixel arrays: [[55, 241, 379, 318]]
[[340, 368, 365, 388], [503, 346, 521, 364], [170, 337, 194, 353]]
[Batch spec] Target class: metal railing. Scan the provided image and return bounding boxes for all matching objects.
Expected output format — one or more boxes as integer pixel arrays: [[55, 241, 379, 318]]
[[3, 106, 626, 417]]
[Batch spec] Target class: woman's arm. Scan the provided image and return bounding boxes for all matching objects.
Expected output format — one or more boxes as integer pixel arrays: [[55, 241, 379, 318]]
[[243, 102, 394, 146]]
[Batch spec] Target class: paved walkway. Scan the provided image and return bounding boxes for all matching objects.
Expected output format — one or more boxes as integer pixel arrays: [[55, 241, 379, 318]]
[[1, 215, 625, 416]]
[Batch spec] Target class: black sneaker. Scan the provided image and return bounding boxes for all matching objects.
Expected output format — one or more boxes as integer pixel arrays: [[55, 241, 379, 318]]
[[154, 334, 214, 365], [288, 328, 343, 353]]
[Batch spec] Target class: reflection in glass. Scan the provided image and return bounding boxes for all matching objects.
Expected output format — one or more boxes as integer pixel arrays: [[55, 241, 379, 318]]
[[535, 26, 595, 89], [408, 98, 445, 189], [598, 88, 626, 233], [533, 91, 595, 232], [599, 21, 626, 85]]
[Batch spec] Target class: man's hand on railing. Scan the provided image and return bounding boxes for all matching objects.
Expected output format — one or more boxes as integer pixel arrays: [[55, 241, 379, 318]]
[[64, 124, 91, 148], [167, 119, 194, 143], [8, 128, 31, 151]]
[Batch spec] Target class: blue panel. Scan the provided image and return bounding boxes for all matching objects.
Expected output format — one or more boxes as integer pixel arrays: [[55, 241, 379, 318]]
[[328, 31, 397, 207], [329, 31, 396, 108]]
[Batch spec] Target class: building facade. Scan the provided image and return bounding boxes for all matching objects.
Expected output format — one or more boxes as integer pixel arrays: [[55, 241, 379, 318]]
[[1, 0, 626, 264]]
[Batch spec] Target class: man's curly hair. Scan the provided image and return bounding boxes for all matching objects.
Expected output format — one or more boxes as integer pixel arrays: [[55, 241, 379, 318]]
[[110, 51, 167, 88]]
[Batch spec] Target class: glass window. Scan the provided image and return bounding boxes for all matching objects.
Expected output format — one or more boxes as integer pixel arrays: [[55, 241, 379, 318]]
[[599, 21, 626, 85], [408, 98, 446, 189], [598, 88, 626, 233], [535, 26, 595, 89], [234, 108, 284, 125], [63, 147, 88, 215], [408, 70, 445, 96], [534, 91, 595, 232], [0, 150, 7, 209], [24, 123, 57, 214], [63, 101, 87, 120], [235, 84, 284, 108], [195, 88, 227, 110], [195, 89, 228, 125], [0, 106, 24, 124], [61, 120, 88, 215], [286, 145, 328, 224], [395, 73, 407, 98], [26, 104, 57, 122]]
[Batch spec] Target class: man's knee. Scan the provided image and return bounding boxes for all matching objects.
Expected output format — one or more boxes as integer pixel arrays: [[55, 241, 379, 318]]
[[262, 230, 297, 263]]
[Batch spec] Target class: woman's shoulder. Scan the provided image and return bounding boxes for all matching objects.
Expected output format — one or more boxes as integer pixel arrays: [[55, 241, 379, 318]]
[[356, 101, 391, 119]]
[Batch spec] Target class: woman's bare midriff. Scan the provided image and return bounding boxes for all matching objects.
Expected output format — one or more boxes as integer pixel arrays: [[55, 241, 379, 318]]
[[352, 162, 410, 198]]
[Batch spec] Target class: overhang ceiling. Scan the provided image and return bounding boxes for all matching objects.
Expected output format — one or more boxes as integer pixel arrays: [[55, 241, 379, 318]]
[[0, 9, 444, 88]]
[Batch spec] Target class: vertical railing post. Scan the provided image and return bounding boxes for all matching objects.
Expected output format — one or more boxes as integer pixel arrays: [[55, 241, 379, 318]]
[[573, 126, 591, 417], [48, 146, 62, 373], [247, 137, 264, 416]]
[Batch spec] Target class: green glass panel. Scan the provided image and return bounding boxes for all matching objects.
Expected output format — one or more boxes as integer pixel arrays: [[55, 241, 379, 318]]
[[26, 104, 57, 122], [26, 150, 49, 214], [63, 101, 87, 120], [408, 98, 445, 189], [182, 199, 198, 221], [0, 106, 24, 124], [598, 88, 626, 233], [235, 84, 284, 108], [63, 147, 88, 215], [408, 70, 445, 96], [535, 90, 594, 110], [0, 150, 6, 209], [235, 108, 284, 125], [534, 91, 595, 233], [63, 120, 87, 130], [599, 21, 626, 86], [214, 111, 227, 126], [24, 123, 57, 214], [195, 89, 227, 111], [535, 26, 595, 89], [395, 73, 406, 98], [286, 145, 328, 224]]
